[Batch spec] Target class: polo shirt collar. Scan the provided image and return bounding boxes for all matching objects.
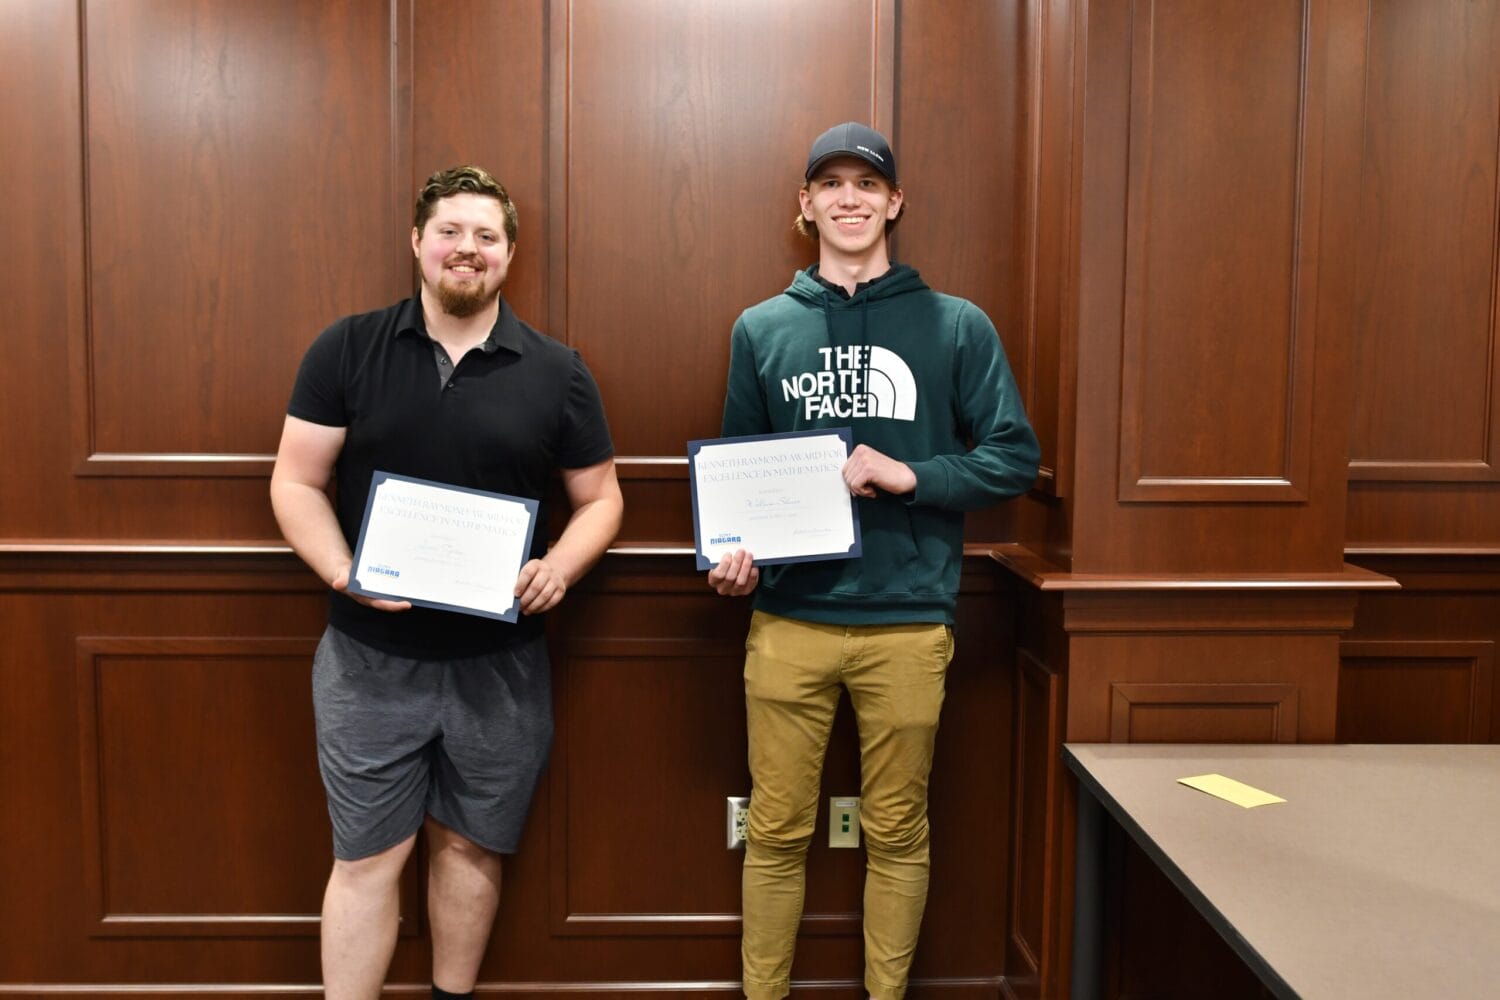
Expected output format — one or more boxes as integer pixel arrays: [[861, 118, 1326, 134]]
[[395, 295, 525, 355]]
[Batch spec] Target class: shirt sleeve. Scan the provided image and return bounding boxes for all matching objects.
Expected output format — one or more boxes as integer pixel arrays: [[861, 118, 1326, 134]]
[[905, 303, 1040, 510], [720, 316, 773, 437], [286, 319, 349, 427], [555, 350, 615, 468]]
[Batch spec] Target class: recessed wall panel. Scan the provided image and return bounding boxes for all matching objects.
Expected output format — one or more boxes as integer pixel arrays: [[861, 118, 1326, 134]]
[[1118, 0, 1313, 500], [1349, 0, 1500, 481], [81, 0, 407, 467], [564, 0, 881, 456], [75, 638, 342, 936]]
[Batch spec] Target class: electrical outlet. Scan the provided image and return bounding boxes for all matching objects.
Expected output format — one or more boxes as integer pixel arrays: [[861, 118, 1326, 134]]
[[727, 796, 750, 849], [829, 796, 860, 848]]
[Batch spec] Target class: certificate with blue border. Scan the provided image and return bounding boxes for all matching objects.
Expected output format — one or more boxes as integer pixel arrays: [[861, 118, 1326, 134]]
[[688, 428, 863, 571], [346, 471, 540, 622]]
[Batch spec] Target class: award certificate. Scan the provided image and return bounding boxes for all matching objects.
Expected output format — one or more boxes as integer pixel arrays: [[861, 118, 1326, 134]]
[[688, 428, 862, 570], [346, 472, 540, 622]]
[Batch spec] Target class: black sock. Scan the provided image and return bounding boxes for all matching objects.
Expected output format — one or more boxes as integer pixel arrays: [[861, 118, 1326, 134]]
[[432, 988, 473, 1000]]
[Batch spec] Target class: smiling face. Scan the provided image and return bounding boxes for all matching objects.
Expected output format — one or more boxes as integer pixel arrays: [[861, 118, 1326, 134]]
[[411, 192, 515, 318], [798, 157, 904, 263]]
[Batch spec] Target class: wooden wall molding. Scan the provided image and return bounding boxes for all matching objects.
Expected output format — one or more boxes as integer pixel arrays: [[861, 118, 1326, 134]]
[[1348, 0, 1500, 484], [1115, 0, 1319, 503], [1338, 639, 1495, 743], [546, 633, 766, 939], [0, 548, 314, 594], [1108, 682, 1300, 743], [1007, 648, 1064, 990], [0, 980, 1010, 997], [1345, 551, 1500, 592], [69, 0, 413, 479], [73, 636, 423, 938]]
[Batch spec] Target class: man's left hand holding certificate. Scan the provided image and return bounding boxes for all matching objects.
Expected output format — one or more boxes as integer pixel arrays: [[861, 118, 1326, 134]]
[[346, 472, 540, 622]]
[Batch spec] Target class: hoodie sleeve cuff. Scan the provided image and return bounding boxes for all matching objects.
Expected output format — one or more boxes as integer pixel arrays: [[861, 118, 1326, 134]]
[[905, 459, 948, 507]]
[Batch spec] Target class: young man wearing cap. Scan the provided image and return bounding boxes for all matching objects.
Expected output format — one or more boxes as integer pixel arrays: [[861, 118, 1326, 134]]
[[708, 123, 1039, 1000]]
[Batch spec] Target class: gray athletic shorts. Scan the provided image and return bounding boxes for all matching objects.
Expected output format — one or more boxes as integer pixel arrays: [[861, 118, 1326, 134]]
[[311, 625, 553, 860]]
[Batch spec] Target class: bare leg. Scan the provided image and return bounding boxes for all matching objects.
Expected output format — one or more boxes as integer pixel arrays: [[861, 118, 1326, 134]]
[[426, 816, 504, 992], [322, 833, 417, 1000]]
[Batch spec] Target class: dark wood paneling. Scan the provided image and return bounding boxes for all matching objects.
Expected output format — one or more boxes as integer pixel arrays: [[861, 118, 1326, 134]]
[[1071, 0, 1368, 572], [1006, 649, 1063, 994], [413, 1, 548, 331], [1108, 682, 1298, 743], [1338, 640, 1495, 743], [563, 0, 879, 459], [73, 637, 413, 937], [1341, 554, 1500, 745], [4, 0, 1042, 551], [897, 1, 1026, 403], [78, 0, 410, 476], [1117, 0, 1313, 502], [1017, 0, 1084, 515], [1350, 0, 1500, 483], [1, 553, 1018, 991], [1344, 1, 1500, 548], [552, 639, 752, 935]]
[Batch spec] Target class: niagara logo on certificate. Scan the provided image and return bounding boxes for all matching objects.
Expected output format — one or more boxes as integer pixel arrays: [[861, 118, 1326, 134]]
[[709, 533, 742, 546], [368, 563, 401, 578]]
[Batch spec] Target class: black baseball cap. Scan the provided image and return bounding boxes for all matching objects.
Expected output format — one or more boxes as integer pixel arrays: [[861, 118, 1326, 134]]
[[804, 122, 898, 185]]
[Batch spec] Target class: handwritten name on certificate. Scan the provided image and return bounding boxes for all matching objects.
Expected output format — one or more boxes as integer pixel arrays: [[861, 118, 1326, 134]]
[[688, 429, 863, 570], [347, 472, 540, 622]]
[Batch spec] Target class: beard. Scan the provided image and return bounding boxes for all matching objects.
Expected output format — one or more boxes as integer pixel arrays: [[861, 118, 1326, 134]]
[[429, 254, 500, 318], [434, 273, 499, 318]]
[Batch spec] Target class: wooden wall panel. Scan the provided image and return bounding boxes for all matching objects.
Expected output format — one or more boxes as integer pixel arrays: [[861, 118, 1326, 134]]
[[897, 2, 1026, 406], [1108, 682, 1299, 743], [1350, 0, 1500, 482], [0, 554, 1019, 991], [1340, 555, 1500, 746], [77, 0, 409, 476], [3, 0, 1038, 550], [552, 640, 752, 935], [1118, 0, 1313, 502], [1337, 640, 1495, 743], [1007, 648, 1064, 993], [75, 637, 337, 937], [1345, 0, 1500, 547], [897, 0, 1050, 546], [1069, 0, 1368, 572], [413, 1, 547, 332], [563, 0, 875, 461]]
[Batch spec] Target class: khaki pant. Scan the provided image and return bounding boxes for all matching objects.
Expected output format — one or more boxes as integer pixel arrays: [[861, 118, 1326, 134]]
[[740, 611, 954, 1000]]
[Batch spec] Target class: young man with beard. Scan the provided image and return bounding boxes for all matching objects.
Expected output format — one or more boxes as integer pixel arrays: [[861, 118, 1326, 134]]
[[271, 165, 622, 1000], [708, 124, 1039, 999]]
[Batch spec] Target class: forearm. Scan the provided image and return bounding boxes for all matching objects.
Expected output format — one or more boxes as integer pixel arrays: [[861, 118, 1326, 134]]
[[270, 479, 353, 585], [541, 493, 623, 586]]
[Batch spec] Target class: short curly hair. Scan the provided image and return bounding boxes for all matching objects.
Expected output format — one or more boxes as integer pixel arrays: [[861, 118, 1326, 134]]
[[413, 165, 518, 245]]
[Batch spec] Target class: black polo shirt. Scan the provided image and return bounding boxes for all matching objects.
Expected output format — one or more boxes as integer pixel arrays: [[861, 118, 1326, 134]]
[[287, 296, 614, 658]]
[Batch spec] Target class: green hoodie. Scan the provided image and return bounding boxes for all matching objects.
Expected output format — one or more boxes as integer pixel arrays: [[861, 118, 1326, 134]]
[[722, 264, 1040, 626]]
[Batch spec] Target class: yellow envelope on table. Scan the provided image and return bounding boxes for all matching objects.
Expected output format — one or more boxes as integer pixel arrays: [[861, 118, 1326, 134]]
[[1177, 773, 1285, 809]]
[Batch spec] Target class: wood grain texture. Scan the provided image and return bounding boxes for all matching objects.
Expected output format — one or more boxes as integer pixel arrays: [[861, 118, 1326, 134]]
[[1350, 0, 1500, 482], [78, 0, 410, 473], [0, 552, 1019, 989], [1344, 0, 1500, 547], [1070, 0, 1368, 572], [1117, 0, 1314, 502]]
